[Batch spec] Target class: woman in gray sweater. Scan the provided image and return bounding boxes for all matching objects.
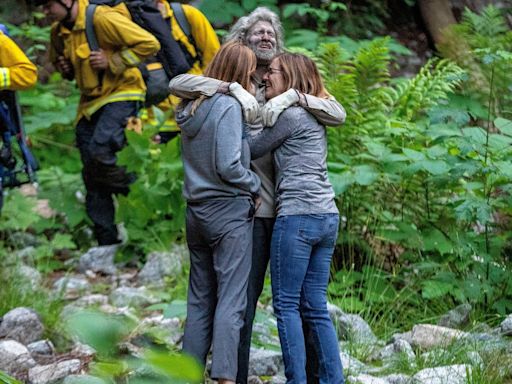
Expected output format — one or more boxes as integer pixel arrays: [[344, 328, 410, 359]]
[[248, 53, 344, 384], [175, 41, 261, 384]]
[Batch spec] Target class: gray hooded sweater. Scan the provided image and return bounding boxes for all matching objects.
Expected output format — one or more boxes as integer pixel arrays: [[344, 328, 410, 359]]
[[176, 94, 261, 202]]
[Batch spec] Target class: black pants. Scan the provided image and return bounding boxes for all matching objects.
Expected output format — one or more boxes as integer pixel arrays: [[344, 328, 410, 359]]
[[236, 217, 319, 384], [76, 101, 138, 245]]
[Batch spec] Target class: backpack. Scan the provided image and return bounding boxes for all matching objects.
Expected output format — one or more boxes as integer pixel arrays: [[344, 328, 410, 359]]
[[86, 0, 201, 106]]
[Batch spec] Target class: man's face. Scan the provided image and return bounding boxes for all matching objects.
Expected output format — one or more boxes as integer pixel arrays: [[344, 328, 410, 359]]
[[41, 0, 68, 22], [247, 21, 277, 62]]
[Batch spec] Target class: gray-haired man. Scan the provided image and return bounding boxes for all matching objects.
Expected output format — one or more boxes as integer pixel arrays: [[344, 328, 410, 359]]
[[170, 7, 345, 384]]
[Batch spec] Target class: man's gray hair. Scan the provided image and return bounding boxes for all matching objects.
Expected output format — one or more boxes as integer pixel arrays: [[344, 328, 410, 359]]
[[224, 7, 284, 54]]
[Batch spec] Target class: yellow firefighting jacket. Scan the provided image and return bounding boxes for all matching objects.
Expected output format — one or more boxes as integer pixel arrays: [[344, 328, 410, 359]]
[[49, 0, 160, 123], [0, 31, 37, 91], [142, 2, 220, 133]]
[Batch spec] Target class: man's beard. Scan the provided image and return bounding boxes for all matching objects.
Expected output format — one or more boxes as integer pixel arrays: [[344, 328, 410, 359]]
[[248, 41, 276, 62]]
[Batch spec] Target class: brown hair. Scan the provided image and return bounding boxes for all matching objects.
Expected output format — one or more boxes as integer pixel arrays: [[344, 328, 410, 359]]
[[273, 53, 328, 98], [204, 41, 256, 90], [189, 41, 256, 114]]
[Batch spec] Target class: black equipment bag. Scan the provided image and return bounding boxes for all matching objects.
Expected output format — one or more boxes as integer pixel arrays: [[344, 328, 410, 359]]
[[86, 0, 192, 106]]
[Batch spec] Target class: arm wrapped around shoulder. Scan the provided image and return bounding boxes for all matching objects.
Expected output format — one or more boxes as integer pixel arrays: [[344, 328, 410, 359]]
[[261, 88, 300, 127], [228, 82, 259, 125]]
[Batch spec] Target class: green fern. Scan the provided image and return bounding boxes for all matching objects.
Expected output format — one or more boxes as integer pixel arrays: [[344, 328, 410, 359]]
[[439, 5, 512, 118], [391, 59, 465, 121]]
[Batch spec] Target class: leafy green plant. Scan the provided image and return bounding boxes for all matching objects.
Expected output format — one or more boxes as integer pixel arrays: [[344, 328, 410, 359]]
[[0, 371, 22, 384], [116, 125, 186, 254], [314, 33, 512, 326], [65, 310, 203, 383]]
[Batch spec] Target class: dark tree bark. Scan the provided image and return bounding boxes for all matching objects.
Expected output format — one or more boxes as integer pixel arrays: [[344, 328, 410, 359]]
[[418, 0, 458, 46]]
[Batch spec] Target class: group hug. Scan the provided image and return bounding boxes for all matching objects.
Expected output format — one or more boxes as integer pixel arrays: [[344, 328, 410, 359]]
[[170, 9, 346, 384], [8, 0, 348, 382]]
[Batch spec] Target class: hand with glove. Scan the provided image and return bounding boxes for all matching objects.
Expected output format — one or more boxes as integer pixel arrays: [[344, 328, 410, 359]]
[[228, 82, 259, 124], [261, 89, 301, 127]]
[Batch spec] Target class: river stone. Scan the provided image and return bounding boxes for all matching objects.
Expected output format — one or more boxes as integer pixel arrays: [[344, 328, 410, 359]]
[[27, 340, 55, 357], [500, 313, 512, 335], [337, 313, 378, 344], [247, 376, 264, 384], [62, 375, 106, 384], [373, 339, 415, 363], [438, 304, 472, 329], [19, 265, 42, 289], [410, 324, 468, 350], [411, 364, 471, 384], [53, 276, 90, 295], [109, 286, 157, 307], [0, 307, 44, 344], [384, 374, 412, 384], [138, 251, 182, 286], [340, 351, 367, 375], [0, 339, 36, 374], [28, 359, 81, 384], [348, 374, 390, 384], [248, 348, 283, 376], [79, 245, 118, 275], [73, 294, 109, 307]]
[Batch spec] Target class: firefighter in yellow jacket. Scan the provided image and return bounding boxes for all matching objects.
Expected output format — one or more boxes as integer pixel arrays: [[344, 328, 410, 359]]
[[148, 1, 219, 143], [0, 30, 38, 91], [35, 0, 160, 245]]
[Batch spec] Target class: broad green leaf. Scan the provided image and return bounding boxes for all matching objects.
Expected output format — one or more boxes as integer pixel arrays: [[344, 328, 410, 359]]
[[419, 160, 450, 175], [402, 148, 425, 161], [494, 117, 512, 137], [353, 165, 379, 186], [50, 233, 76, 250], [421, 228, 453, 254], [421, 280, 454, 299], [163, 300, 187, 319]]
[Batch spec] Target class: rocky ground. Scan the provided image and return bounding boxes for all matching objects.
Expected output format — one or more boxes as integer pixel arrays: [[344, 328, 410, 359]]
[[2, 242, 512, 383]]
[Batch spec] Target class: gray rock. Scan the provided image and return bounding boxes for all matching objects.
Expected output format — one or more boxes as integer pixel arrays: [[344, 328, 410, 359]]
[[73, 294, 109, 307], [27, 340, 55, 357], [438, 304, 472, 329], [373, 339, 415, 363], [15, 246, 37, 262], [411, 364, 471, 384], [248, 348, 283, 376], [0, 307, 44, 344], [79, 245, 118, 275], [28, 359, 81, 384], [247, 376, 264, 384], [328, 302, 344, 323], [19, 265, 42, 289], [139, 315, 182, 346], [138, 251, 182, 286], [337, 313, 378, 344], [62, 375, 106, 384], [465, 351, 483, 369], [269, 376, 286, 384], [109, 286, 157, 307], [10, 232, 40, 248], [0, 339, 37, 375], [348, 374, 389, 384], [390, 331, 413, 345], [340, 351, 367, 376], [410, 324, 468, 351], [384, 374, 411, 384], [500, 313, 512, 335], [70, 343, 96, 359], [53, 276, 90, 296]]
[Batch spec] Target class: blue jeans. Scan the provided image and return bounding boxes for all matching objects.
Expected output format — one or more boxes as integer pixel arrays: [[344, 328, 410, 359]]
[[271, 213, 344, 384]]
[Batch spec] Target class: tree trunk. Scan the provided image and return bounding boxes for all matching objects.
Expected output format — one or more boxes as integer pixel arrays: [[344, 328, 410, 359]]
[[418, 0, 458, 46]]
